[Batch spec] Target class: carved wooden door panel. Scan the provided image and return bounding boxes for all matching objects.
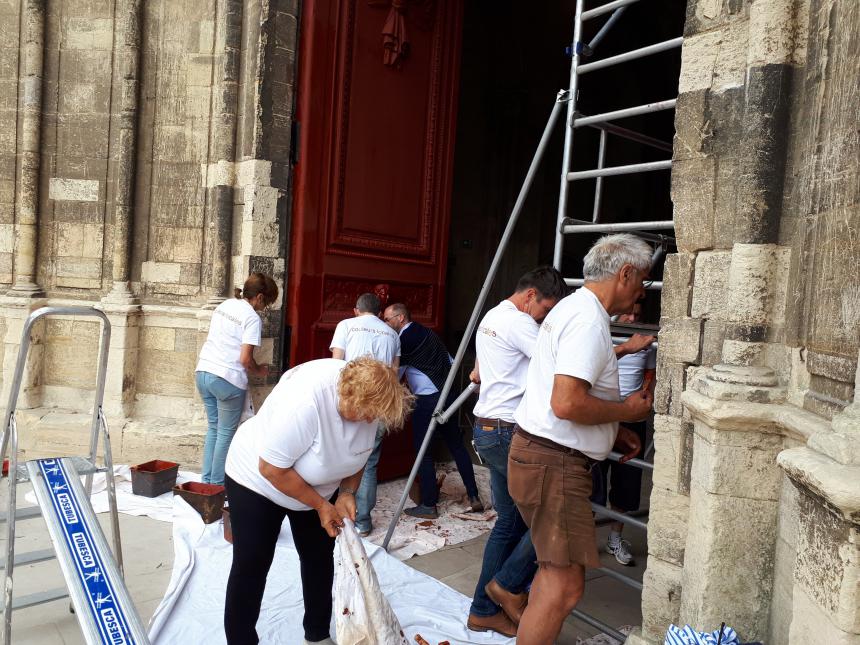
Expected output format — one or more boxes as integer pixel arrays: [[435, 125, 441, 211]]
[[287, 0, 464, 480]]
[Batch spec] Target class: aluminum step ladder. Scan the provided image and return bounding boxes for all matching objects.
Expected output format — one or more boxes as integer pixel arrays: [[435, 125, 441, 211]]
[[0, 306, 150, 645]]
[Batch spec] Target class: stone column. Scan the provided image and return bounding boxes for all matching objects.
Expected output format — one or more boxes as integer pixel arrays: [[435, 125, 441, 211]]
[[673, 1, 798, 641], [8, 0, 45, 298], [202, 0, 242, 307], [0, 0, 48, 413], [100, 0, 144, 419]]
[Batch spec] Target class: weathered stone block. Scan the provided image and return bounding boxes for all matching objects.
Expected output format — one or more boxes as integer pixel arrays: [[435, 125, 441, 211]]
[[140, 326, 176, 352], [794, 486, 860, 634], [55, 256, 102, 288], [648, 489, 690, 566], [671, 157, 716, 253], [658, 317, 703, 365], [701, 318, 727, 366], [49, 177, 100, 202], [789, 586, 860, 645], [673, 90, 709, 161], [679, 20, 749, 94], [684, 0, 749, 37], [653, 414, 684, 492], [690, 421, 784, 500], [641, 556, 684, 642], [691, 251, 732, 319], [681, 483, 779, 641], [768, 534, 796, 645], [654, 356, 689, 417], [660, 253, 694, 319], [141, 261, 181, 284], [135, 347, 197, 397]]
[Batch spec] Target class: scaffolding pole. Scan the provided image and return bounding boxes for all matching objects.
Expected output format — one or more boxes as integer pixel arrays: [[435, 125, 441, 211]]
[[382, 95, 567, 551], [592, 129, 608, 222], [552, 0, 586, 270], [574, 98, 677, 128], [581, 0, 640, 21], [578, 36, 684, 74], [567, 159, 672, 181]]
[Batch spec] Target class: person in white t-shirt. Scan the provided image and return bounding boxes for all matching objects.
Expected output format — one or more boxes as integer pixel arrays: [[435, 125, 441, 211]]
[[593, 301, 656, 566], [329, 292, 400, 537], [223, 357, 413, 645], [509, 234, 654, 645], [195, 273, 278, 485], [466, 266, 567, 637]]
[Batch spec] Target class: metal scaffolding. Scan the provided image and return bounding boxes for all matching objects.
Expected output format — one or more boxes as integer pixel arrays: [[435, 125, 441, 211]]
[[382, 0, 681, 638]]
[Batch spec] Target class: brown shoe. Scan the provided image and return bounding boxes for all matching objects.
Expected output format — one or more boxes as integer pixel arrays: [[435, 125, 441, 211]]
[[485, 578, 528, 625], [466, 611, 517, 637]]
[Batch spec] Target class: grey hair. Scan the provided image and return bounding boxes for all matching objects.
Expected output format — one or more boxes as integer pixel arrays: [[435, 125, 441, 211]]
[[583, 233, 652, 282], [355, 292, 382, 315]]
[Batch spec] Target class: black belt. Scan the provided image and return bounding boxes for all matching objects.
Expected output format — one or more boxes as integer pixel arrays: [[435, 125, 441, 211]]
[[514, 425, 595, 467], [475, 417, 516, 430]]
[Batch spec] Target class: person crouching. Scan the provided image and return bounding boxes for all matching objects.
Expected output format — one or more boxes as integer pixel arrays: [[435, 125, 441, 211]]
[[222, 357, 414, 644]]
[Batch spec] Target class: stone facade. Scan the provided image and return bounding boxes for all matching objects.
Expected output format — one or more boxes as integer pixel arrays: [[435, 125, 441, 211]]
[[628, 0, 859, 644], [0, 1, 857, 642], [0, 0, 297, 464]]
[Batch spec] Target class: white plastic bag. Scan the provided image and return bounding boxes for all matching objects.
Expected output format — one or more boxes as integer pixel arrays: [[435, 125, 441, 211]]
[[334, 519, 409, 645], [239, 389, 255, 424]]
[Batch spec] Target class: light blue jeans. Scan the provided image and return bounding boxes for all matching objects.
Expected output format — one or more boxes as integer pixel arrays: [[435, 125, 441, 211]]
[[196, 371, 245, 485], [355, 425, 386, 533]]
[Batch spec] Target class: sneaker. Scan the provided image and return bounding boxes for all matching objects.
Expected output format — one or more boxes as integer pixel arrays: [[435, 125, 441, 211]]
[[404, 504, 438, 519], [606, 537, 635, 566], [355, 523, 372, 537]]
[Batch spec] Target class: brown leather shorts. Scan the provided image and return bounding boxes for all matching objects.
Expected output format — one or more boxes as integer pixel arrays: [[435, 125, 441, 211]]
[[507, 429, 599, 568]]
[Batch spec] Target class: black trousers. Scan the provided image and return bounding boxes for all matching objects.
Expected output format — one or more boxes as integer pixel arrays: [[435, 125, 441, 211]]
[[224, 475, 337, 644], [590, 420, 647, 512]]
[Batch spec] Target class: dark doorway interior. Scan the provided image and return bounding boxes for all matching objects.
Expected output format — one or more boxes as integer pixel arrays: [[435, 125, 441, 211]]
[[445, 1, 686, 350]]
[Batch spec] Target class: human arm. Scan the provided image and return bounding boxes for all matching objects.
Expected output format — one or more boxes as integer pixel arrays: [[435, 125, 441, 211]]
[[549, 374, 652, 426], [392, 356, 400, 369], [240, 343, 269, 378], [469, 358, 480, 384], [331, 347, 345, 360], [258, 458, 343, 537], [333, 468, 365, 523], [613, 333, 656, 358], [643, 368, 656, 394]]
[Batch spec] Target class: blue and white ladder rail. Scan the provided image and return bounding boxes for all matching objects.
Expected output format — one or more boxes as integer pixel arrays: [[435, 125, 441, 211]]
[[27, 458, 151, 645]]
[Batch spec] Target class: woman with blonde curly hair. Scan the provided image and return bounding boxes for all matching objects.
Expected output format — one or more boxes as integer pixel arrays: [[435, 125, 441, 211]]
[[223, 357, 413, 645]]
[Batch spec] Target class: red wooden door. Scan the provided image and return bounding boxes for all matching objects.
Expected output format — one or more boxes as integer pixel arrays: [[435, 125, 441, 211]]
[[287, 0, 464, 480]]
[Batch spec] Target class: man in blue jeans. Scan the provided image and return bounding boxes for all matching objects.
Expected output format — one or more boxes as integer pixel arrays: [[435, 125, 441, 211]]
[[466, 267, 567, 637], [383, 303, 483, 519], [329, 292, 401, 537]]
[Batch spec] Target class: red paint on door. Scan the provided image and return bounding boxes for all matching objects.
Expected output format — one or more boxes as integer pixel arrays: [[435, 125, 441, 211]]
[[288, 0, 464, 480]]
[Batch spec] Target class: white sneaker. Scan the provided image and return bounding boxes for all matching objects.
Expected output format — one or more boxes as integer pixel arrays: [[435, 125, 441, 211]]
[[606, 538, 635, 566]]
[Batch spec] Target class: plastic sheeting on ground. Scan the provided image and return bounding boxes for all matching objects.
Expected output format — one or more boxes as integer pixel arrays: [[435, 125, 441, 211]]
[[148, 496, 514, 645]]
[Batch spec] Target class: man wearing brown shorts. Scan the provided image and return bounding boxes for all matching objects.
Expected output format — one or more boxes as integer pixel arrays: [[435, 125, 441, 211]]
[[509, 233, 655, 644]]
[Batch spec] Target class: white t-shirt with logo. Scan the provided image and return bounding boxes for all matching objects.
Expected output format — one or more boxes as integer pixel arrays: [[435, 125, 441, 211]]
[[514, 287, 620, 460], [618, 346, 657, 398], [473, 300, 539, 423], [330, 314, 400, 365], [225, 359, 377, 511], [196, 298, 262, 390]]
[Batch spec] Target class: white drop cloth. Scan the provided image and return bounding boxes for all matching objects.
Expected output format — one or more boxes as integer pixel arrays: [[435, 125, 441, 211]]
[[149, 496, 513, 645]]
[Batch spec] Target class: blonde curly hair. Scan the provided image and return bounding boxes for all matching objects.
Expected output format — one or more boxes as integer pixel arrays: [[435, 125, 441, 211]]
[[338, 356, 415, 430]]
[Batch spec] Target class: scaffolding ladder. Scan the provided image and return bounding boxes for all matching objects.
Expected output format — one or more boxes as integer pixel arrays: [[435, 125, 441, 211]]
[[383, 0, 681, 640], [0, 307, 150, 645]]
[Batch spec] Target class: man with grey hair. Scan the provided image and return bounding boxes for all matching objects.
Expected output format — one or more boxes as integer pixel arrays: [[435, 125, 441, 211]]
[[330, 292, 400, 536], [508, 233, 654, 644]]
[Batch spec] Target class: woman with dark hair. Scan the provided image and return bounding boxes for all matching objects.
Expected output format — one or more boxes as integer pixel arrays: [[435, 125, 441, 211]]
[[195, 272, 279, 485]]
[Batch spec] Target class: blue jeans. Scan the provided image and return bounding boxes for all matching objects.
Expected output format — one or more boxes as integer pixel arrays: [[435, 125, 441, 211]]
[[355, 425, 385, 532], [469, 422, 537, 617], [412, 391, 479, 507], [196, 371, 245, 485]]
